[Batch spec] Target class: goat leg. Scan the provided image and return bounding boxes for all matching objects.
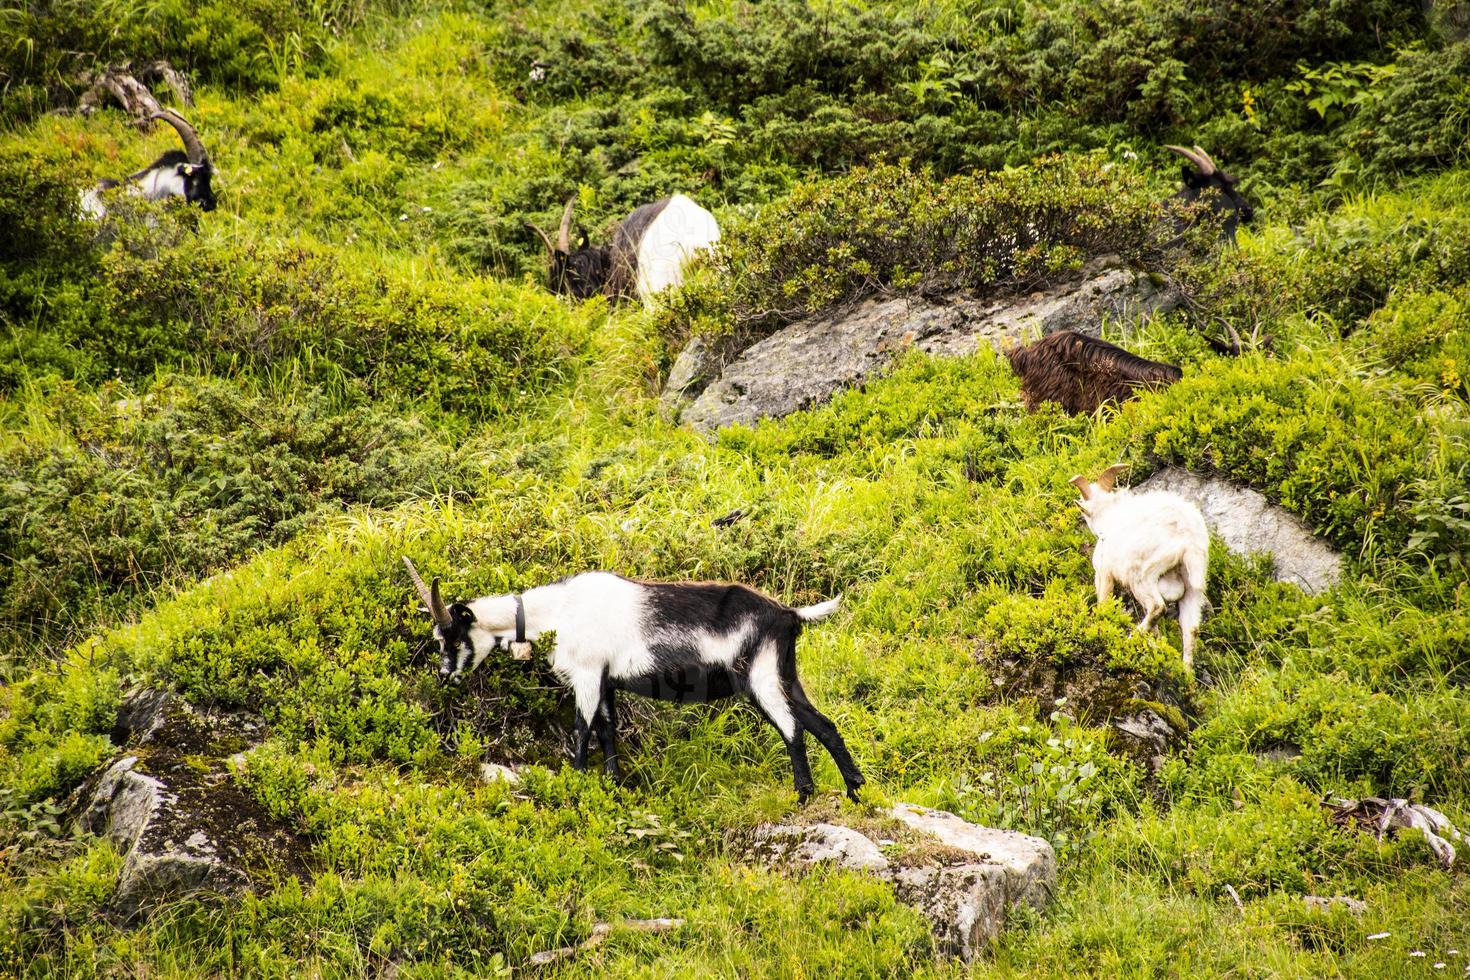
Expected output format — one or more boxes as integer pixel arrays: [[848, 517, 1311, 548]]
[[596, 684, 621, 781]]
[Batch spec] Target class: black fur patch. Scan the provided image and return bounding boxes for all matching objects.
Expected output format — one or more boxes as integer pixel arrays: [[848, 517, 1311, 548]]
[[603, 197, 671, 298], [1173, 166, 1252, 242], [615, 664, 741, 703]]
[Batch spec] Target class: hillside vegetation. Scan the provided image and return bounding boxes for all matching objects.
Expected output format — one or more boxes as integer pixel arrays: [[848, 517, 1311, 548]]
[[2, 0, 1468, 975]]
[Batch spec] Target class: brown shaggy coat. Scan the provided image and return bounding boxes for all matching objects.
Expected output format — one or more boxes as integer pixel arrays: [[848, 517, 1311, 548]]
[[1006, 330, 1182, 415]]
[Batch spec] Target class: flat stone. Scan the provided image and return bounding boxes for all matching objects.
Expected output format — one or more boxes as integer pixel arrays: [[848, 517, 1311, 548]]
[[679, 258, 1179, 433], [1136, 467, 1343, 594], [752, 822, 891, 873], [478, 763, 521, 786], [750, 805, 1055, 959], [888, 803, 1056, 919]]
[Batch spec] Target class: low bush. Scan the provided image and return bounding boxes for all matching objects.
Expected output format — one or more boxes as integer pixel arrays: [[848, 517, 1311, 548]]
[[662, 157, 1179, 342], [0, 375, 478, 660]]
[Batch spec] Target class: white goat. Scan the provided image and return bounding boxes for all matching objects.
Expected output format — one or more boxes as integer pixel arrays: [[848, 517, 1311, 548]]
[[403, 558, 863, 802], [1071, 464, 1209, 671]]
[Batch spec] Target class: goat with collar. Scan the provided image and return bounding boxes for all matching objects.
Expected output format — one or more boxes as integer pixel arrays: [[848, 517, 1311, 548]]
[[403, 558, 864, 803]]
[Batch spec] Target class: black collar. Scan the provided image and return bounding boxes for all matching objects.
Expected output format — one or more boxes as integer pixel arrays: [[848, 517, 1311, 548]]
[[513, 594, 526, 644]]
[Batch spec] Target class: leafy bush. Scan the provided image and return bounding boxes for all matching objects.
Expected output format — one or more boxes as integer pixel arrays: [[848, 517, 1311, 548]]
[[0, 376, 475, 659], [664, 157, 1178, 341]]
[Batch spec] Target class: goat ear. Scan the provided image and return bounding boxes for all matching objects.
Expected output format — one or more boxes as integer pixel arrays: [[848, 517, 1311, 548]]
[[1069, 475, 1092, 500], [1094, 463, 1130, 491]]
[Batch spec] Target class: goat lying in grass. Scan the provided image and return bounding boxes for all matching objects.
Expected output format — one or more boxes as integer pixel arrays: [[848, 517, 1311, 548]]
[[1071, 465, 1209, 672], [1007, 330, 1182, 416], [403, 558, 864, 803]]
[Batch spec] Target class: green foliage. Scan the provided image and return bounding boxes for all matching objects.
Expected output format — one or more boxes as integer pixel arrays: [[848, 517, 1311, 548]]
[[0, 374, 477, 659], [2, 0, 1470, 975], [665, 157, 1176, 340]]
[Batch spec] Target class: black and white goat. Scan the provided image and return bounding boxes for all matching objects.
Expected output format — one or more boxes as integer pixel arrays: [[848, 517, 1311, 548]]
[[80, 109, 216, 219], [531, 194, 720, 307], [403, 558, 864, 802], [1167, 144, 1253, 244]]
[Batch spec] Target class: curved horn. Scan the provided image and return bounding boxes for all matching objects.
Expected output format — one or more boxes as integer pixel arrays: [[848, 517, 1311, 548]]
[[1192, 145, 1220, 174], [525, 221, 556, 254], [402, 556, 451, 628], [152, 109, 208, 167], [1094, 463, 1131, 492], [1165, 144, 1213, 176], [556, 195, 575, 254], [1069, 474, 1093, 500]]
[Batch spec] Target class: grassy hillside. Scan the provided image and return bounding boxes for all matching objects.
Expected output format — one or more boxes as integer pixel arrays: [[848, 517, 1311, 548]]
[[2, 0, 1468, 975]]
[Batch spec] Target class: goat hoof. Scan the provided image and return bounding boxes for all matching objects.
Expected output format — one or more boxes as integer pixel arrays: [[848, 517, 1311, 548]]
[[796, 788, 815, 806], [846, 789, 863, 804]]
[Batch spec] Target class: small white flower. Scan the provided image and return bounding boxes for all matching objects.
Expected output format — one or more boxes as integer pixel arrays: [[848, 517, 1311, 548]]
[[421, 206, 432, 213], [1368, 933, 1391, 941], [529, 64, 546, 82], [1411, 950, 1427, 957], [1433, 964, 1445, 970], [1123, 150, 1139, 161], [398, 213, 408, 222]]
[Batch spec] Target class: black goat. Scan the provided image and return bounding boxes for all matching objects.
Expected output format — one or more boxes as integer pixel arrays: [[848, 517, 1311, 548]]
[[403, 558, 863, 803], [1167, 145, 1253, 244]]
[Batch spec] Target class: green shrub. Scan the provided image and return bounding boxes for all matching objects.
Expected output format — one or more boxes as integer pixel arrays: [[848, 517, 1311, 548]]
[[664, 157, 1178, 341], [0, 375, 478, 660]]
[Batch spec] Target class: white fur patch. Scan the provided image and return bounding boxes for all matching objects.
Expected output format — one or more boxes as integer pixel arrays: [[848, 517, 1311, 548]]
[[633, 194, 720, 305], [746, 639, 794, 740]]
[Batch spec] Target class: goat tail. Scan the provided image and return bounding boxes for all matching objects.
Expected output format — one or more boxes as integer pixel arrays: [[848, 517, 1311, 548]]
[[795, 595, 842, 622]]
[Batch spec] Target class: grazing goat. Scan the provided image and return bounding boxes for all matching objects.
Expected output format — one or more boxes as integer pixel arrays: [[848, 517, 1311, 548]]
[[530, 194, 720, 307], [1070, 465, 1209, 672], [403, 557, 863, 803], [81, 109, 216, 219], [1007, 330, 1182, 415], [1167, 144, 1253, 244]]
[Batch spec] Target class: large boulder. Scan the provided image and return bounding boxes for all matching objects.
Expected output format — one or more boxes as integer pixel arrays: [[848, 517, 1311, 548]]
[[671, 258, 1179, 434], [76, 688, 309, 922], [1137, 467, 1343, 594], [750, 804, 1056, 959]]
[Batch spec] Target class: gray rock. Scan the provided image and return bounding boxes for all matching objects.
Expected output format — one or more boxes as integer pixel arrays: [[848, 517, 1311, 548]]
[[750, 804, 1055, 959], [1304, 895, 1368, 915], [80, 755, 246, 921], [111, 687, 173, 745], [76, 691, 308, 922], [478, 763, 521, 786], [752, 822, 891, 873], [1136, 467, 1343, 594], [661, 332, 744, 410], [1111, 708, 1182, 769], [680, 259, 1179, 434], [887, 802, 1056, 953]]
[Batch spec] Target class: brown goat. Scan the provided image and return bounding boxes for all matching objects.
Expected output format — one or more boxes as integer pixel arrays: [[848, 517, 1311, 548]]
[[1006, 330, 1182, 415]]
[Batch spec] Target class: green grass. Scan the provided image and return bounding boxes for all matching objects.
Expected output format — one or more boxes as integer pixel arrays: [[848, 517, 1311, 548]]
[[2, 0, 1469, 975]]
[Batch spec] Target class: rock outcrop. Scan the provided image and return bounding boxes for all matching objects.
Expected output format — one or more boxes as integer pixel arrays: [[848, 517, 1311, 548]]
[[77, 688, 309, 921], [669, 258, 1179, 434], [751, 804, 1055, 959], [1137, 467, 1343, 594]]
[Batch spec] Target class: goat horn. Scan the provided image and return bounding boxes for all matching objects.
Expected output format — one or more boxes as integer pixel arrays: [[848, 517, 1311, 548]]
[[402, 556, 451, 628], [556, 195, 575, 254], [152, 109, 208, 167], [1165, 144, 1213, 176], [525, 221, 556, 253], [1069, 475, 1093, 500], [1192, 145, 1220, 173], [1094, 463, 1131, 492]]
